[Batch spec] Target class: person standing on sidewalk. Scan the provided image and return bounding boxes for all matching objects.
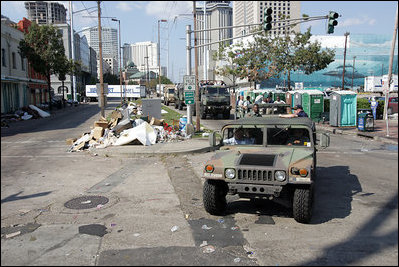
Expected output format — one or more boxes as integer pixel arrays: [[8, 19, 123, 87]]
[[369, 97, 379, 120]]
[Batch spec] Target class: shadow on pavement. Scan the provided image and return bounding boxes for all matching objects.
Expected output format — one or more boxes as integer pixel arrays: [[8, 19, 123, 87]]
[[1, 190, 52, 204], [221, 165, 361, 225], [298, 193, 398, 265], [1, 103, 118, 137]]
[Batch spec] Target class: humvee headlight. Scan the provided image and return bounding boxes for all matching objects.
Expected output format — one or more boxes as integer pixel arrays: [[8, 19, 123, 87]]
[[205, 165, 214, 173], [225, 168, 236, 179], [275, 171, 286, 181], [291, 167, 299, 175]]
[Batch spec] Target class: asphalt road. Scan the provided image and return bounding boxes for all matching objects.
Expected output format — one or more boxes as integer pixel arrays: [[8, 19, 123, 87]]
[[1, 101, 397, 266]]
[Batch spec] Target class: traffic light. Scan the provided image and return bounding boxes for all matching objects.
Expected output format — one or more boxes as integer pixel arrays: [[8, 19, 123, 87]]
[[263, 8, 273, 32], [327, 11, 338, 34]]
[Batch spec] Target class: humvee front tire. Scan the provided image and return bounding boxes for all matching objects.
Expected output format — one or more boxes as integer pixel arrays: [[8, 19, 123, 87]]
[[203, 179, 228, 215], [293, 187, 313, 223]]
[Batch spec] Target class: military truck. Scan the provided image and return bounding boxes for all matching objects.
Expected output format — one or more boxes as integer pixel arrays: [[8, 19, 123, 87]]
[[174, 83, 186, 110], [202, 116, 330, 223], [198, 84, 231, 119], [163, 84, 176, 106]]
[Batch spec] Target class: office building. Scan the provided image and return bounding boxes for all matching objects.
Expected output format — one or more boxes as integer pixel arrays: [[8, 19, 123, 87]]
[[81, 26, 118, 63], [232, 1, 301, 38], [24, 1, 67, 25], [122, 42, 162, 75], [196, 1, 233, 80]]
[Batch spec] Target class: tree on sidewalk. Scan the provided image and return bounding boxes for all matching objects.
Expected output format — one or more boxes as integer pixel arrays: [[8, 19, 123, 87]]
[[214, 17, 335, 90], [19, 22, 80, 110]]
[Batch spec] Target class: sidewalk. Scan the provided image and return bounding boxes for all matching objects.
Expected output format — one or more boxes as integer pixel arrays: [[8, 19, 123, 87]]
[[316, 116, 398, 145]]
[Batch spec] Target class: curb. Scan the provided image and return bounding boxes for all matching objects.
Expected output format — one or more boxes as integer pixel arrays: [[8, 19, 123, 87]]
[[90, 145, 217, 158], [316, 124, 398, 145]]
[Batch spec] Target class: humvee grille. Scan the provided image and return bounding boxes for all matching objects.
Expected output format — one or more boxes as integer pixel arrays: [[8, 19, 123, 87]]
[[239, 154, 276, 166], [237, 169, 274, 182]]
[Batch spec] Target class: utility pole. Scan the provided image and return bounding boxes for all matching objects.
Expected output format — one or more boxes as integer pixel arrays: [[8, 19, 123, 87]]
[[342, 32, 350, 90], [97, 1, 105, 117], [111, 18, 123, 105], [194, 1, 200, 132], [203, 1, 207, 81], [384, 5, 398, 136], [186, 25, 192, 125], [158, 20, 167, 97], [69, 1, 77, 102], [351, 56, 356, 90]]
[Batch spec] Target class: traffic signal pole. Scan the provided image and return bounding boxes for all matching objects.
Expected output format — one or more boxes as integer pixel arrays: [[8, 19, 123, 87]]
[[384, 5, 398, 137]]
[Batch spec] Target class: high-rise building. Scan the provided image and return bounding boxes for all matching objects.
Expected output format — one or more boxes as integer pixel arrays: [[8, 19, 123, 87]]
[[81, 26, 118, 64], [196, 1, 233, 80], [24, 1, 67, 25], [232, 1, 301, 38], [122, 42, 159, 74]]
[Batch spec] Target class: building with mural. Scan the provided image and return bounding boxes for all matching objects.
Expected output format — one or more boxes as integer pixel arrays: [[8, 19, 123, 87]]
[[221, 33, 398, 90]]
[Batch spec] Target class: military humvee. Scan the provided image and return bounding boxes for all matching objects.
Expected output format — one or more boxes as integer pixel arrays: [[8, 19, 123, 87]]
[[203, 116, 330, 223]]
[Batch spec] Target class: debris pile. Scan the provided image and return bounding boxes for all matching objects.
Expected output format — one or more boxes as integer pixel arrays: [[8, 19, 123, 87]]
[[1, 105, 50, 127], [68, 102, 191, 152]]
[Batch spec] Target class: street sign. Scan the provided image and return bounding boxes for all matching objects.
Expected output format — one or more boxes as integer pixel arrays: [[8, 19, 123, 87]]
[[183, 75, 196, 91], [184, 91, 195, 105]]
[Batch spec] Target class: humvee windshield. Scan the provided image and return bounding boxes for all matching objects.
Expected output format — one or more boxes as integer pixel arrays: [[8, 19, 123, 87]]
[[168, 89, 175, 93], [205, 87, 229, 95], [222, 125, 311, 147]]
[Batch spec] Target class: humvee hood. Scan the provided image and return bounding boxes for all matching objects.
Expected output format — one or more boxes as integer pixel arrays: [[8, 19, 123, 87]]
[[206, 147, 313, 170]]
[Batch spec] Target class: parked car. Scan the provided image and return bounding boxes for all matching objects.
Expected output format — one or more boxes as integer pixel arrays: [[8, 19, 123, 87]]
[[388, 96, 398, 114]]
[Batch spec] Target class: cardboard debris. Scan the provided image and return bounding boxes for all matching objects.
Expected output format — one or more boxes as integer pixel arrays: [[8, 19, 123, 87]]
[[94, 121, 109, 130], [150, 117, 164, 126], [65, 138, 76, 145], [67, 101, 192, 152], [92, 127, 104, 140]]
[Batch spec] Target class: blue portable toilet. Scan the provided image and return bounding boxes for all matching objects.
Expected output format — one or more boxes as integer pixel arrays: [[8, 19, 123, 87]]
[[329, 91, 357, 127]]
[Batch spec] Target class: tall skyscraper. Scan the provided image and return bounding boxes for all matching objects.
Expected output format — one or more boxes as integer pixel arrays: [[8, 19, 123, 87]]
[[232, 1, 301, 38], [24, 1, 67, 25], [81, 26, 118, 64], [196, 1, 233, 80], [122, 42, 159, 74]]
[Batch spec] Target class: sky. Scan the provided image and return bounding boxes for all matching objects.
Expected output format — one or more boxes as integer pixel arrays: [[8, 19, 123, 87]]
[[1, 1, 398, 83]]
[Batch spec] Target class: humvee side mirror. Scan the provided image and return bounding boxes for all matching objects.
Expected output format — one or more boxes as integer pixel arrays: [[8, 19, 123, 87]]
[[209, 131, 221, 147], [316, 132, 330, 149]]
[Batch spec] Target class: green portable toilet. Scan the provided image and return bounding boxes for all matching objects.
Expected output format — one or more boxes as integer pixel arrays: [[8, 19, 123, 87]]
[[302, 90, 324, 121], [330, 90, 357, 127]]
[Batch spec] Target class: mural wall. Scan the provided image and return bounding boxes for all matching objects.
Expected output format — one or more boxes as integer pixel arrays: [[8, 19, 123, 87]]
[[261, 34, 398, 89]]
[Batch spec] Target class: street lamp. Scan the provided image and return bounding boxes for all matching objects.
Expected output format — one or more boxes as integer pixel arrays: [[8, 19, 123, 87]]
[[158, 19, 167, 97], [111, 18, 124, 105]]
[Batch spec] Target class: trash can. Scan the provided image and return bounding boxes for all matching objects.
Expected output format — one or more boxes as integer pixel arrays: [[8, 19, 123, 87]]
[[357, 112, 374, 132]]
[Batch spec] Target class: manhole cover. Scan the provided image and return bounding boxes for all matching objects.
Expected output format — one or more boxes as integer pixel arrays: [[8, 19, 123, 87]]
[[64, 196, 109, 210]]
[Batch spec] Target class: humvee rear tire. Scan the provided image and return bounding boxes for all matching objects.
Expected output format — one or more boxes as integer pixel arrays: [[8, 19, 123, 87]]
[[174, 102, 178, 109], [293, 187, 313, 223], [203, 179, 228, 215], [165, 101, 169, 106], [179, 103, 183, 110]]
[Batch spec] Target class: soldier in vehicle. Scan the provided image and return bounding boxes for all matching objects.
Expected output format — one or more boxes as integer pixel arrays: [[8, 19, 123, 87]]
[[279, 105, 308, 118], [223, 128, 255, 145], [286, 128, 310, 146]]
